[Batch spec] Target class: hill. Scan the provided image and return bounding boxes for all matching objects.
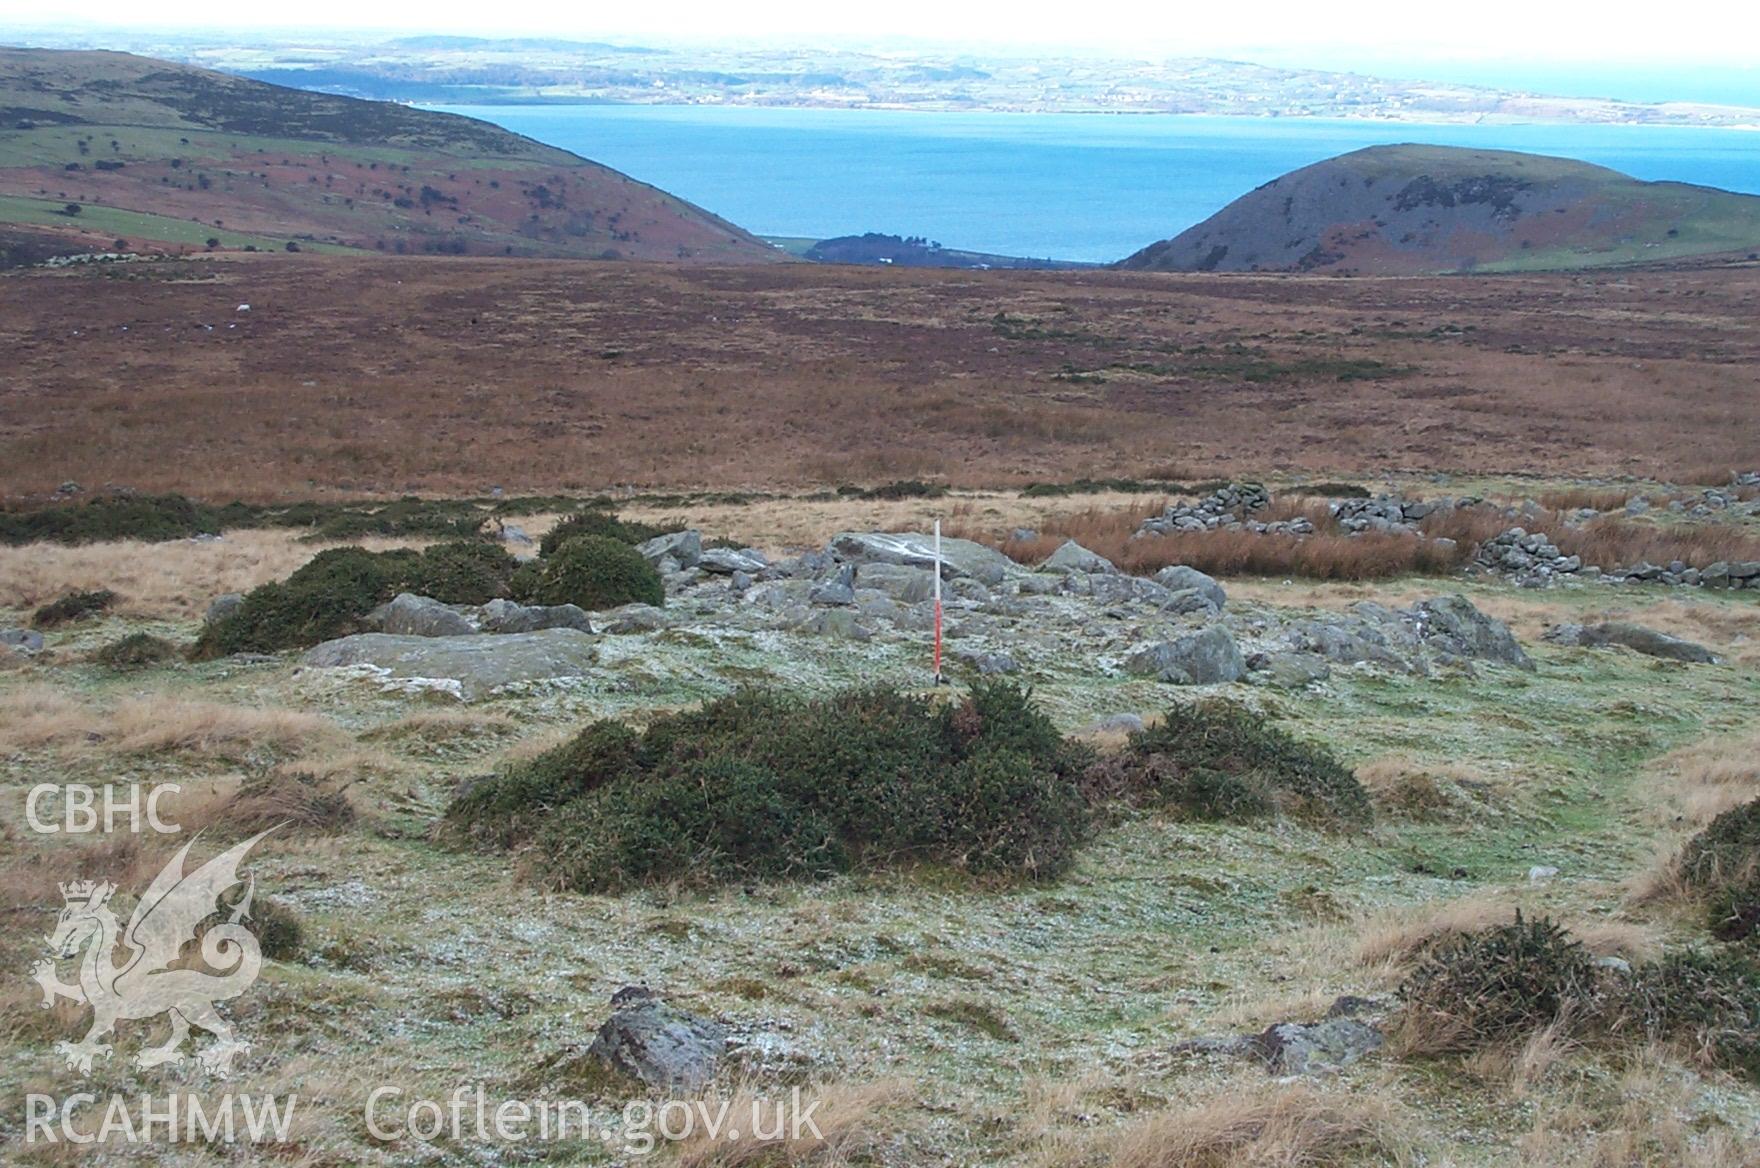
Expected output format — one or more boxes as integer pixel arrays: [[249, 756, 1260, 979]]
[[787, 232, 1091, 270], [1119, 145, 1760, 275], [0, 47, 780, 264]]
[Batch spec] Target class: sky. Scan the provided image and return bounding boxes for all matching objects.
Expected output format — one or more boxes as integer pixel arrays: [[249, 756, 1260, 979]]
[[8, 2, 1760, 69]]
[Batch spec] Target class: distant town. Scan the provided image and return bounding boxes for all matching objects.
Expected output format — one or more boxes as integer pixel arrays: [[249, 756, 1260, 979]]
[[19, 28, 1760, 126]]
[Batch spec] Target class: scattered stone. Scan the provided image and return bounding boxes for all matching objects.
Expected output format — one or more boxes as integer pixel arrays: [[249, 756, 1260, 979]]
[[1544, 622, 1717, 663], [1255, 651, 1332, 688], [1250, 1016, 1384, 1076], [1153, 565, 1227, 610], [1528, 865, 1560, 882], [1039, 539, 1116, 574], [793, 609, 872, 641], [499, 523, 534, 548], [954, 648, 1018, 674], [601, 604, 671, 634], [302, 629, 598, 701], [372, 593, 476, 638], [479, 598, 593, 635], [809, 564, 857, 606], [637, 530, 703, 570], [1, 628, 46, 653], [1408, 595, 1532, 669], [1124, 624, 1245, 685], [830, 531, 1015, 585], [698, 546, 767, 575], [585, 986, 726, 1090], [854, 563, 936, 603]]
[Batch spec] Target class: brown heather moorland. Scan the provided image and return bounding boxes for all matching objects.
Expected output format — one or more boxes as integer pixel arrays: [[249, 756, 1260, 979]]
[[2, 253, 1758, 501]]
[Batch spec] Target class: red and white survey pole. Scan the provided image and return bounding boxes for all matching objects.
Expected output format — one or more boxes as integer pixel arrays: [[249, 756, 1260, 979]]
[[932, 519, 944, 685]]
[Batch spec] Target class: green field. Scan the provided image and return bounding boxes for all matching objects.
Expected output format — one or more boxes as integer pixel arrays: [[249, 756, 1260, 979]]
[[0, 194, 363, 253]]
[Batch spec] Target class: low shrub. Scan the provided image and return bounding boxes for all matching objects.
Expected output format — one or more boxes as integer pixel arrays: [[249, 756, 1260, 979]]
[[445, 720, 642, 850], [297, 496, 485, 541], [1676, 799, 1760, 941], [1396, 913, 1599, 1052], [251, 898, 305, 961], [444, 681, 1091, 890], [94, 632, 179, 669], [33, 589, 118, 628], [854, 480, 947, 500], [1020, 478, 1184, 498], [409, 539, 519, 605], [538, 509, 676, 556], [194, 546, 418, 657], [0, 494, 218, 546], [515, 535, 663, 610], [1090, 701, 1370, 826], [1300, 481, 1372, 498], [1614, 948, 1760, 1080]]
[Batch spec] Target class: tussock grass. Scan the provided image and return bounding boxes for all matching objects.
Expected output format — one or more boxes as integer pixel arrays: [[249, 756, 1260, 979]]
[[0, 687, 344, 758], [1106, 1085, 1404, 1168], [670, 1079, 912, 1168], [0, 528, 427, 620]]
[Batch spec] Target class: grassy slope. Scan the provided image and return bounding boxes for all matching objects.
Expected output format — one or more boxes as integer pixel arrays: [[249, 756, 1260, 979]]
[[0, 47, 779, 262]]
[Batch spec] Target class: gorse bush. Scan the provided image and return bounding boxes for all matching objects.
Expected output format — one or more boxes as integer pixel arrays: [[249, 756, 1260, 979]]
[[0, 494, 219, 546], [1087, 701, 1370, 826], [1614, 948, 1760, 1080], [1677, 799, 1760, 941], [195, 540, 516, 657], [1397, 912, 1599, 1051], [95, 632, 180, 669], [410, 539, 519, 605], [1395, 913, 1760, 1081], [443, 681, 1092, 890], [538, 508, 676, 556], [33, 589, 118, 628], [514, 535, 663, 610]]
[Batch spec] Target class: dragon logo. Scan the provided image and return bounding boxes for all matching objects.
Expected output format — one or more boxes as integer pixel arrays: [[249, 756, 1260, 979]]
[[31, 829, 277, 1077]]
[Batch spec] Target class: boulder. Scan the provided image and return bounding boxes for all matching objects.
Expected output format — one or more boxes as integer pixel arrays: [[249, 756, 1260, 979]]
[[204, 593, 244, 627], [854, 562, 936, 603], [954, 648, 1018, 675], [585, 986, 726, 1090], [479, 598, 594, 635], [1, 628, 45, 653], [1250, 1017, 1383, 1076], [1545, 622, 1717, 664], [1039, 539, 1116, 575], [698, 546, 767, 575], [1154, 566, 1226, 611], [601, 604, 672, 634], [809, 564, 856, 607], [793, 609, 872, 641], [636, 530, 703, 570], [829, 531, 1014, 586], [1409, 595, 1532, 669], [302, 629, 598, 700], [1124, 625, 1245, 685], [1255, 651, 1332, 688], [374, 593, 477, 638]]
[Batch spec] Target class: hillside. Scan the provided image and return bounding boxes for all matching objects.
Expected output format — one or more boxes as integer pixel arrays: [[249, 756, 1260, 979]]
[[1119, 144, 1760, 275], [0, 46, 781, 263]]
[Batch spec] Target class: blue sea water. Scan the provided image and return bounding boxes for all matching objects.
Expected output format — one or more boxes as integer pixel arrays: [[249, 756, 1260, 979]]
[[436, 104, 1760, 263]]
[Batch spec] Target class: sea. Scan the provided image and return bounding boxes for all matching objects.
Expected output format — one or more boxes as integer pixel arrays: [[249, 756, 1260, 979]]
[[434, 104, 1760, 263]]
